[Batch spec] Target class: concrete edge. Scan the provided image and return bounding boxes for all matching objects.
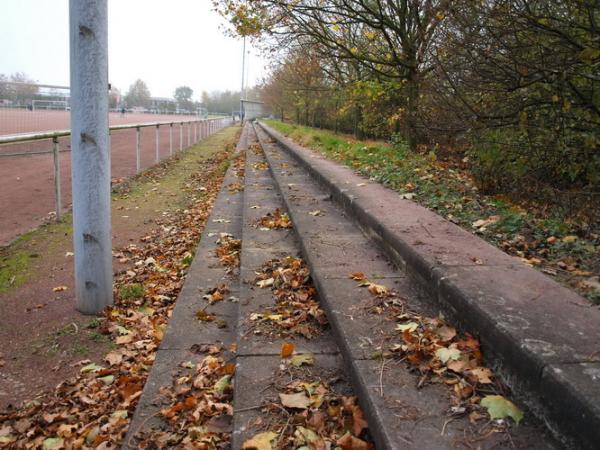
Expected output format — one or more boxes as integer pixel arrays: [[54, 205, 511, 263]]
[[257, 121, 599, 449]]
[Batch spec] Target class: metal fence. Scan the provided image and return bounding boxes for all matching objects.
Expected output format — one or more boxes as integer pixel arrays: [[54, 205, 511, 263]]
[[0, 117, 232, 235]]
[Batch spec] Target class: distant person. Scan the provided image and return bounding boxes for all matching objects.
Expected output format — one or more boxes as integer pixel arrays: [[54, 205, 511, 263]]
[[120, 106, 126, 117], [27, 104, 33, 111]]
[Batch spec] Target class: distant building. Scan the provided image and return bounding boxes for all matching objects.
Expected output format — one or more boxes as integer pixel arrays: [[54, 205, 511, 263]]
[[150, 97, 177, 113], [241, 100, 264, 121]]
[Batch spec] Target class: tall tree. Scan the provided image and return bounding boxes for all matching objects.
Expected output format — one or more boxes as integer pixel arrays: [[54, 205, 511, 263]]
[[124, 79, 151, 108], [174, 86, 194, 112], [214, 0, 451, 149]]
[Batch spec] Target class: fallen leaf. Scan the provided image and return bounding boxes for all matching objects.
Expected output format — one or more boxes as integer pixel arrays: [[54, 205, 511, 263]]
[[116, 334, 134, 345], [399, 193, 416, 200], [243, 431, 278, 450], [257, 278, 275, 288], [293, 426, 320, 446], [291, 353, 314, 367], [349, 272, 365, 281], [281, 342, 295, 358], [280, 392, 310, 409], [436, 326, 457, 342], [308, 210, 324, 216], [395, 322, 418, 333], [214, 375, 232, 394], [481, 395, 523, 423], [196, 310, 216, 322], [52, 286, 68, 292], [435, 347, 462, 364], [337, 432, 371, 450], [80, 363, 103, 374], [472, 215, 500, 229], [367, 283, 388, 296], [43, 437, 64, 450], [469, 367, 493, 384], [98, 375, 114, 385]]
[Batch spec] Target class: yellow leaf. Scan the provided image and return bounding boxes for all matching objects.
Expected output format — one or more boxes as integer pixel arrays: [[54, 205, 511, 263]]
[[243, 431, 278, 450]]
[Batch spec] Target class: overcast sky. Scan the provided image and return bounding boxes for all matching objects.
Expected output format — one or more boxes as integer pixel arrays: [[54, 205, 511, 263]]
[[0, 0, 266, 100]]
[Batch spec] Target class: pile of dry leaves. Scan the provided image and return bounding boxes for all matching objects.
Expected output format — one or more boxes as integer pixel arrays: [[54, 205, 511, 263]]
[[255, 209, 292, 230], [252, 161, 269, 171], [243, 345, 372, 450], [0, 151, 233, 448], [133, 351, 235, 449], [250, 257, 327, 339], [350, 272, 524, 427], [250, 143, 263, 156], [215, 233, 242, 272]]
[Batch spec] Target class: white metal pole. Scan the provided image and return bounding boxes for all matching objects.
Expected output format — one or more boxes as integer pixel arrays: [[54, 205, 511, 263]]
[[69, 0, 112, 314], [136, 127, 141, 173], [179, 123, 183, 151], [52, 137, 62, 221], [241, 37, 246, 122], [155, 124, 160, 163], [169, 123, 173, 155]]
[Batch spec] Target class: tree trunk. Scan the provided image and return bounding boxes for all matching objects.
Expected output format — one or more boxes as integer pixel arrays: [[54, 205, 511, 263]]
[[406, 70, 419, 151]]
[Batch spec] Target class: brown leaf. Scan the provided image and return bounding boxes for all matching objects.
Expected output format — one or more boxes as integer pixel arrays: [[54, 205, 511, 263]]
[[281, 342, 295, 358], [337, 432, 372, 450], [280, 392, 310, 409]]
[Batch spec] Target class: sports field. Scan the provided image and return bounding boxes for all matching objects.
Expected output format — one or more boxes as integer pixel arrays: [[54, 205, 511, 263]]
[[0, 109, 209, 245]]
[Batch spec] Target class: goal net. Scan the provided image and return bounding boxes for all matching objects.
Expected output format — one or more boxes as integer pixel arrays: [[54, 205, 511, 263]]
[[31, 100, 69, 111]]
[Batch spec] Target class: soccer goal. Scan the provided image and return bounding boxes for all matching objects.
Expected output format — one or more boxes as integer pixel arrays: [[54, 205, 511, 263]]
[[31, 100, 69, 111]]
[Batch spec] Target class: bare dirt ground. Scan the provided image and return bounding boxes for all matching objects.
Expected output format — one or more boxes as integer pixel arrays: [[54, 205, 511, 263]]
[[0, 110, 208, 246], [0, 127, 239, 410]]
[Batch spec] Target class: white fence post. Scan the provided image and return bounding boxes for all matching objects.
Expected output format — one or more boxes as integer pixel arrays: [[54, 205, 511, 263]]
[[169, 123, 173, 156], [179, 122, 183, 151], [136, 126, 141, 173], [155, 124, 160, 164], [69, 0, 112, 314], [52, 137, 62, 221], [194, 121, 197, 143], [187, 122, 191, 147]]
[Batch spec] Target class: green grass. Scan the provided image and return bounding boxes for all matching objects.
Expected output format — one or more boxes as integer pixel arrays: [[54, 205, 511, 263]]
[[119, 283, 144, 300], [264, 120, 599, 303], [0, 219, 72, 293]]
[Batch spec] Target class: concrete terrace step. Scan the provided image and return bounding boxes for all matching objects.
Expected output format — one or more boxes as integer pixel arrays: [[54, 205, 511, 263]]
[[257, 121, 600, 449], [253, 123, 556, 449], [231, 124, 350, 447], [122, 127, 247, 448]]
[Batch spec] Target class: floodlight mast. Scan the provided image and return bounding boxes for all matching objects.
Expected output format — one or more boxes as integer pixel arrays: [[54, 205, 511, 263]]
[[69, 0, 113, 314], [240, 36, 246, 121]]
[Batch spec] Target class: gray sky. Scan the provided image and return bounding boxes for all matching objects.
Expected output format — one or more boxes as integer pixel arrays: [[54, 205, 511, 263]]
[[0, 0, 266, 100]]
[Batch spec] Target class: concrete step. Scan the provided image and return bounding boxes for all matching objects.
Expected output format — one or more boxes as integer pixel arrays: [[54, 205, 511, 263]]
[[232, 125, 353, 447], [253, 123, 559, 449], [122, 126, 247, 448]]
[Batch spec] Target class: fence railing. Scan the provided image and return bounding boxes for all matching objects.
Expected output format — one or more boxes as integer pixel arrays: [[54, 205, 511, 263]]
[[0, 117, 232, 221]]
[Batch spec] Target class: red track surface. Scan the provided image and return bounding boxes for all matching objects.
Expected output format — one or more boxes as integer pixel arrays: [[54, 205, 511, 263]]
[[0, 110, 209, 245]]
